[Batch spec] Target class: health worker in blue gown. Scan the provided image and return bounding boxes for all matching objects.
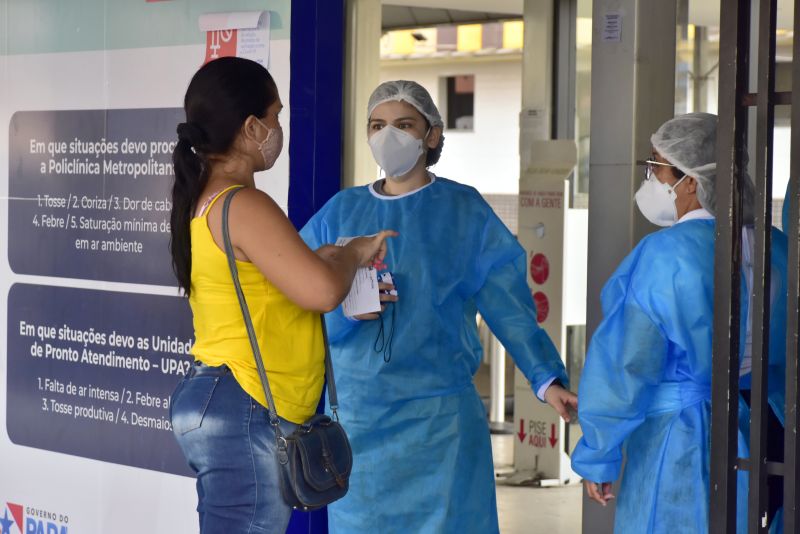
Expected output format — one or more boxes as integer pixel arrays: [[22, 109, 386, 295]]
[[300, 80, 578, 534], [571, 112, 788, 533], [783, 180, 793, 234]]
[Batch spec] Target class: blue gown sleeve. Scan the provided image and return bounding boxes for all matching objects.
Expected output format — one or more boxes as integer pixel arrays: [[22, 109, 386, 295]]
[[570, 274, 669, 483], [783, 180, 791, 234], [470, 198, 567, 396], [768, 228, 789, 426], [740, 227, 789, 426], [474, 256, 568, 395], [298, 200, 360, 344]]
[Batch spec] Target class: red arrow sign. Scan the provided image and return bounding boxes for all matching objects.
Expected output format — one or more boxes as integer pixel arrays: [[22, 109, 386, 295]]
[[549, 423, 558, 448], [517, 419, 527, 443]]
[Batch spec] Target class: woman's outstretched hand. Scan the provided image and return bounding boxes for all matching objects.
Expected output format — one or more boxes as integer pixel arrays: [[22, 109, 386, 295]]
[[347, 230, 398, 266]]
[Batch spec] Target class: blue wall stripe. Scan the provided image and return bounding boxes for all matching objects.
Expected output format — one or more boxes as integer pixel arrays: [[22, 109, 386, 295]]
[[286, 1, 345, 531], [288, 0, 345, 231]]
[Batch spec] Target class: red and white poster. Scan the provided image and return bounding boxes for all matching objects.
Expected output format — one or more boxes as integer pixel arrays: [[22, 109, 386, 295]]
[[199, 11, 271, 66]]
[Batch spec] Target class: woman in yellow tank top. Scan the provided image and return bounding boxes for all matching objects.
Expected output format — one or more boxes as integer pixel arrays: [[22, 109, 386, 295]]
[[167, 57, 395, 534]]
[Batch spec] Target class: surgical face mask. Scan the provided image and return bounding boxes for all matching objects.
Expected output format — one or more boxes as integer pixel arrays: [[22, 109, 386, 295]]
[[253, 118, 283, 170], [368, 125, 427, 180], [634, 170, 687, 227]]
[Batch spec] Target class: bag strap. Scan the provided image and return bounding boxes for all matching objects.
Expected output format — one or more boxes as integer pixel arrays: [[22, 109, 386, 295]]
[[320, 314, 340, 416], [319, 430, 347, 488], [220, 187, 340, 434]]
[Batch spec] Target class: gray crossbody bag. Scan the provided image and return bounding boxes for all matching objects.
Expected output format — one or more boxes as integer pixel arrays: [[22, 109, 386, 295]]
[[221, 186, 352, 511]]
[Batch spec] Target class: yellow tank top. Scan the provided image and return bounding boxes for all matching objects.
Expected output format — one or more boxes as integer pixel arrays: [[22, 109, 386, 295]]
[[189, 186, 325, 424]]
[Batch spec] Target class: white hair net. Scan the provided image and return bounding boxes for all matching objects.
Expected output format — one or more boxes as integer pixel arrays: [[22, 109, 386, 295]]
[[367, 80, 444, 129], [651, 112, 719, 215]]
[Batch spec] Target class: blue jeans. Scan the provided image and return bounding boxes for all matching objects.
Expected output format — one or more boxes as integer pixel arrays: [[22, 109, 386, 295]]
[[170, 362, 298, 534]]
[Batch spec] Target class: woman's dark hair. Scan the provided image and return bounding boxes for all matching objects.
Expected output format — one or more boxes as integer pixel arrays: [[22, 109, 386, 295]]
[[170, 57, 278, 297], [425, 126, 445, 167]]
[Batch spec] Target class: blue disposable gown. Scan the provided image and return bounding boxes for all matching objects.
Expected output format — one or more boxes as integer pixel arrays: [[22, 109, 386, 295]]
[[570, 218, 787, 534], [783, 180, 791, 233], [300, 177, 567, 534]]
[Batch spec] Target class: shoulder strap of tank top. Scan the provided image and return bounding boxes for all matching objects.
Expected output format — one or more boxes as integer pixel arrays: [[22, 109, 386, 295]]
[[196, 185, 240, 218]]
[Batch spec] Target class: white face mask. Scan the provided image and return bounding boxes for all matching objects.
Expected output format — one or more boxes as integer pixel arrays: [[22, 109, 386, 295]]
[[368, 125, 427, 180], [634, 172, 687, 227]]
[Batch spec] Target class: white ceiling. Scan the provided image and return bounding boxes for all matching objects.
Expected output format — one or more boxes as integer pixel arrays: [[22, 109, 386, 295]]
[[689, 0, 794, 30], [383, 0, 797, 30], [382, 0, 523, 15], [382, 6, 518, 30]]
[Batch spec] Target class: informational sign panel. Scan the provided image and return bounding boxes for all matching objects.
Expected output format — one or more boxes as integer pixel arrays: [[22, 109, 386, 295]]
[[513, 140, 579, 482], [7, 284, 194, 476], [8, 109, 182, 285], [515, 176, 569, 479], [0, 2, 303, 533]]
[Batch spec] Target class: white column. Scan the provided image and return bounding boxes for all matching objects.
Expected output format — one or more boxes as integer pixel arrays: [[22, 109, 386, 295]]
[[522, 0, 555, 133], [489, 336, 507, 424], [343, 0, 381, 188], [583, 0, 677, 531]]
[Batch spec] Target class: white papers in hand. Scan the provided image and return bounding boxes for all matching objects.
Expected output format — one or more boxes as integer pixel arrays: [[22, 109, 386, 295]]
[[335, 237, 381, 317]]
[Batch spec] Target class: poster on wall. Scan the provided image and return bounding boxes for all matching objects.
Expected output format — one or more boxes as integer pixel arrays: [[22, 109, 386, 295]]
[[7, 284, 194, 476], [8, 108, 182, 285], [0, 1, 295, 533], [200, 11, 271, 66]]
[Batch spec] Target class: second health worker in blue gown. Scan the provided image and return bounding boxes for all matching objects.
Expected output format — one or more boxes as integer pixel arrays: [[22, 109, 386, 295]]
[[571, 113, 787, 533], [301, 80, 578, 534]]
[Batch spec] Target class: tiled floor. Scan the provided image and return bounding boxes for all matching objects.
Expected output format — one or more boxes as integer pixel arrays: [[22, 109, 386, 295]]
[[493, 434, 582, 533]]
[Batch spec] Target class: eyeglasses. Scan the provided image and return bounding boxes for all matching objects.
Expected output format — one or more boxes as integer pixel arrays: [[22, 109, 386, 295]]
[[635, 159, 684, 181]]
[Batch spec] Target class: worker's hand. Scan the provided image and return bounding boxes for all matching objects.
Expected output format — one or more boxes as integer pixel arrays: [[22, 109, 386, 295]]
[[584, 480, 615, 506], [353, 282, 398, 320], [544, 384, 578, 422]]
